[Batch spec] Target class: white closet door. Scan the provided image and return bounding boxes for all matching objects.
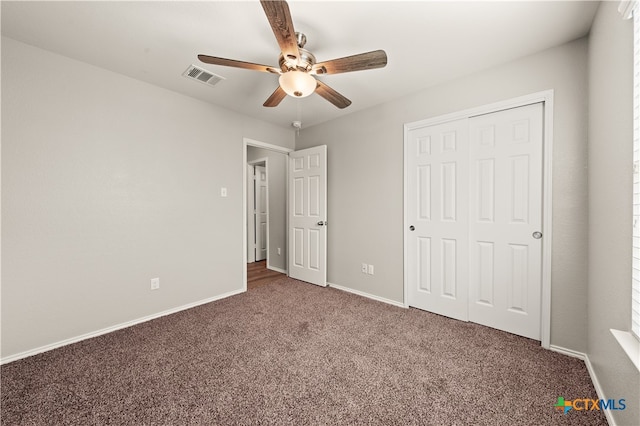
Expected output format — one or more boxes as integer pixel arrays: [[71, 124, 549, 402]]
[[468, 103, 543, 340], [407, 119, 469, 321]]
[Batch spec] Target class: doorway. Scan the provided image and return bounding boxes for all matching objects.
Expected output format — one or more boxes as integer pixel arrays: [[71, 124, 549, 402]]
[[243, 138, 293, 291]]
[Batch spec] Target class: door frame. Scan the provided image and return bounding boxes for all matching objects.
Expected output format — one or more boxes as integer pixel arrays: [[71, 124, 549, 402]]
[[243, 138, 293, 291], [403, 90, 554, 349]]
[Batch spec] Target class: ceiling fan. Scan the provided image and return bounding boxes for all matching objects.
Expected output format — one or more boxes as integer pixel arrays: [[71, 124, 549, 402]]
[[198, 0, 387, 109]]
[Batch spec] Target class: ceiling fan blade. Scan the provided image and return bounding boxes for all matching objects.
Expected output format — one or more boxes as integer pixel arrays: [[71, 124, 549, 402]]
[[260, 0, 300, 65], [198, 55, 280, 74], [315, 80, 352, 109], [263, 86, 287, 107], [312, 50, 388, 75]]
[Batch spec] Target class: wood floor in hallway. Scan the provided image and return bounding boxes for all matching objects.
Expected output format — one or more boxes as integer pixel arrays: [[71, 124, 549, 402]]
[[247, 261, 286, 290]]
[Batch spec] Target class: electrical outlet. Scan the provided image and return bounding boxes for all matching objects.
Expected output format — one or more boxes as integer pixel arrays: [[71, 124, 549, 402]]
[[277, 247, 281, 255], [151, 277, 160, 290], [367, 264, 374, 275], [220, 187, 228, 197], [361, 263, 367, 273]]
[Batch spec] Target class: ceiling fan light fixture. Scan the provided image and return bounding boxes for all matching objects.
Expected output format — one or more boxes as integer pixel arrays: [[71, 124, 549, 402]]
[[279, 70, 316, 98]]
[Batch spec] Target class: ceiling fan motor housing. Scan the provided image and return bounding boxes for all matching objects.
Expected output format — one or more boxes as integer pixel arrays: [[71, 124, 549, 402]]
[[279, 46, 316, 72]]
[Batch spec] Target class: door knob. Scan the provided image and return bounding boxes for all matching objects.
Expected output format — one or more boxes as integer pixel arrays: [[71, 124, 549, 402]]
[[532, 231, 542, 239], [317, 221, 326, 226], [409, 225, 415, 231]]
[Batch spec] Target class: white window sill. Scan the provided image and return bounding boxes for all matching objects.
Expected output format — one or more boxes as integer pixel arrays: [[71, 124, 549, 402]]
[[610, 329, 640, 372]]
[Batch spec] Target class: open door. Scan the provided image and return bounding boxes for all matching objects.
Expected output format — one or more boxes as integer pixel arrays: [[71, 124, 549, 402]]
[[288, 145, 327, 286], [254, 165, 268, 261]]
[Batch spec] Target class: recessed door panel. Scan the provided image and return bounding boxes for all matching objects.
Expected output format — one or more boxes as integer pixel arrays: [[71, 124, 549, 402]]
[[293, 178, 304, 216], [418, 165, 431, 221], [442, 131, 457, 152], [477, 159, 495, 223], [441, 162, 457, 222], [308, 229, 320, 271], [417, 136, 431, 156], [417, 237, 432, 293], [309, 153, 320, 169], [293, 157, 304, 172], [308, 176, 320, 217], [293, 227, 304, 268], [441, 239, 457, 298], [476, 242, 495, 306], [508, 244, 529, 314], [511, 119, 530, 144]]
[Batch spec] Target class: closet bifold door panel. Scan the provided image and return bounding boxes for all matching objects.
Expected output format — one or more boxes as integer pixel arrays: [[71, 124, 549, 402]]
[[406, 118, 470, 322], [467, 103, 543, 340]]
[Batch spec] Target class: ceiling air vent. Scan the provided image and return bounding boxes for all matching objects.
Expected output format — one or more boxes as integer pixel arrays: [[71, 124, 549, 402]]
[[182, 65, 225, 88]]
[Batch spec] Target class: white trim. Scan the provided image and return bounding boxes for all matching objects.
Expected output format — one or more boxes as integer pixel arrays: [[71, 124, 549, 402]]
[[403, 90, 554, 349], [267, 260, 283, 274], [541, 92, 555, 350], [268, 265, 287, 275], [328, 282, 407, 309], [584, 353, 619, 426], [243, 137, 293, 154], [243, 140, 248, 291], [619, 0, 636, 20], [611, 329, 640, 371], [549, 345, 618, 425], [0, 288, 245, 365], [247, 164, 256, 264], [549, 344, 586, 360], [631, 0, 640, 341], [404, 91, 554, 131]]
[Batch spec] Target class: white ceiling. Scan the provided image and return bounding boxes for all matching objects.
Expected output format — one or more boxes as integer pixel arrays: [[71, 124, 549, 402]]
[[1, 1, 599, 130]]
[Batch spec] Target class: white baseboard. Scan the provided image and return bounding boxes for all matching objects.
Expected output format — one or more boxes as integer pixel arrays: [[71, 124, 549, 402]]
[[327, 282, 406, 309], [267, 264, 287, 274], [549, 344, 586, 360], [0, 288, 245, 365], [549, 345, 616, 426], [583, 353, 617, 426]]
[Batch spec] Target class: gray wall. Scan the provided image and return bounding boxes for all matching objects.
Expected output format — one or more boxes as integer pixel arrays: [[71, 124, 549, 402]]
[[247, 146, 287, 272], [588, 2, 639, 424], [298, 37, 589, 352], [1, 37, 294, 359]]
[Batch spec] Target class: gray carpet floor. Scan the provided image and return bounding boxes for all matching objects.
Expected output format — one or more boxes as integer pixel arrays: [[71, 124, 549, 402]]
[[1, 277, 606, 425]]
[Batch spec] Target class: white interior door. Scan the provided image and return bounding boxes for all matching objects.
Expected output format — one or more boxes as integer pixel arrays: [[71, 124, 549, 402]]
[[247, 164, 256, 263], [406, 103, 544, 340], [255, 165, 268, 262], [407, 119, 469, 321], [468, 103, 543, 340], [288, 145, 327, 286]]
